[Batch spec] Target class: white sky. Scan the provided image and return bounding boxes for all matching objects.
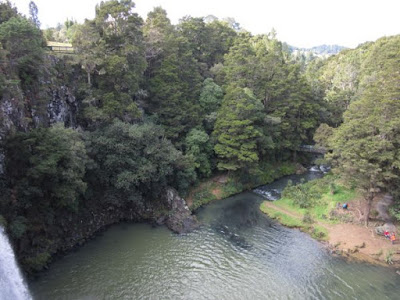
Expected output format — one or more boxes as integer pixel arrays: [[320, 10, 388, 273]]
[[8, 0, 400, 48]]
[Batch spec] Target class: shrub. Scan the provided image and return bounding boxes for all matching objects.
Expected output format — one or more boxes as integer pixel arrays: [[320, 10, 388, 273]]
[[24, 252, 51, 272], [303, 211, 314, 224]]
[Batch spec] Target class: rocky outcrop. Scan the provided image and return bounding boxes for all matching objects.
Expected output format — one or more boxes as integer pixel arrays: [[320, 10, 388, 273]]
[[163, 188, 199, 233], [295, 163, 307, 175], [0, 54, 81, 140], [15, 186, 197, 273]]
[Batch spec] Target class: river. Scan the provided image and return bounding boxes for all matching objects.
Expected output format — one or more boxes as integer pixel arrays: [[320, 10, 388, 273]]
[[30, 171, 399, 299]]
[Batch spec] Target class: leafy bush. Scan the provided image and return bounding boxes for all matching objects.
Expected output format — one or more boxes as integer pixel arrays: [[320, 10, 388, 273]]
[[282, 179, 321, 208], [3, 124, 88, 210], [389, 204, 400, 222], [87, 120, 192, 204], [303, 211, 314, 224], [23, 252, 51, 272]]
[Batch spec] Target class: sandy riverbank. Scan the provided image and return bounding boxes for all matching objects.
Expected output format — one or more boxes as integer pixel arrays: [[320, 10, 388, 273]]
[[261, 197, 400, 267]]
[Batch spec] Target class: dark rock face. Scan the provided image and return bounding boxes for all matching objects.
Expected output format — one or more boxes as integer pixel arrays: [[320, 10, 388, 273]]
[[17, 187, 197, 273], [163, 188, 199, 233], [47, 85, 78, 128], [0, 55, 80, 142]]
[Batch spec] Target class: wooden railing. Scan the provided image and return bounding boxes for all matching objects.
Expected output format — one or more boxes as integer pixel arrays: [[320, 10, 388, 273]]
[[299, 145, 326, 154], [46, 41, 75, 54]]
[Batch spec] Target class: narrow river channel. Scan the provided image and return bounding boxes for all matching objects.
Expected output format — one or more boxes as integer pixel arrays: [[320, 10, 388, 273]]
[[30, 171, 400, 299]]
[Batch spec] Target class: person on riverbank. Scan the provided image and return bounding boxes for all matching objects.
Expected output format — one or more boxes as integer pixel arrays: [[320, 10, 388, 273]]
[[390, 233, 396, 245], [342, 203, 348, 210], [384, 230, 390, 239]]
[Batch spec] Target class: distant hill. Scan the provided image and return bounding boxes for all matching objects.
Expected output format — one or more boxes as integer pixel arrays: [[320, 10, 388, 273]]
[[289, 44, 347, 57]]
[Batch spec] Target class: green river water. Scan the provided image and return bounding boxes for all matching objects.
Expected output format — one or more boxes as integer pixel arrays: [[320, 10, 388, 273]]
[[30, 172, 400, 299]]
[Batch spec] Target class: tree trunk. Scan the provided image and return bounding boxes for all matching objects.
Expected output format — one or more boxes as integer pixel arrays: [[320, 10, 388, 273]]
[[364, 192, 374, 227], [292, 150, 297, 162], [87, 71, 91, 87]]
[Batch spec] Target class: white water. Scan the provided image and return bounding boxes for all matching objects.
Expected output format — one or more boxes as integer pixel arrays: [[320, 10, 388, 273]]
[[0, 226, 32, 300]]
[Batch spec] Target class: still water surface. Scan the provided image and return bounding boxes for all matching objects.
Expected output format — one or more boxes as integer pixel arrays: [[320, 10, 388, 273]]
[[30, 172, 400, 299]]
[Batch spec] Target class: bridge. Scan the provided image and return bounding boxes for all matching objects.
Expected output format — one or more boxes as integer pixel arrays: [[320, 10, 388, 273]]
[[46, 41, 75, 54], [299, 145, 326, 154]]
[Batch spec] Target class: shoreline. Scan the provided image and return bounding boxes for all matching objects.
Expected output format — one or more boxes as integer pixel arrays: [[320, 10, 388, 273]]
[[260, 199, 400, 268], [186, 162, 302, 211]]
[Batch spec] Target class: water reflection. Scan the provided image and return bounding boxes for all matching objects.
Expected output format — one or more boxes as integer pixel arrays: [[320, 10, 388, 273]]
[[31, 173, 400, 300]]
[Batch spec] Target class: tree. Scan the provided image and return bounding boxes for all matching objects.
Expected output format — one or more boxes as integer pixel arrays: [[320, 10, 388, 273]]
[[73, 0, 147, 123], [143, 7, 174, 69], [328, 36, 400, 225], [199, 78, 223, 132], [29, 1, 40, 28], [73, 20, 102, 87], [0, 0, 19, 24], [143, 11, 203, 145], [222, 33, 320, 160], [0, 16, 44, 87], [3, 124, 88, 210], [213, 87, 263, 172], [86, 120, 186, 204], [185, 128, 213, 177]]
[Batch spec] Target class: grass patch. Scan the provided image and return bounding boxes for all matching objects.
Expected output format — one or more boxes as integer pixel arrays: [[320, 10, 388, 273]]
[[260, 202, 328, 241], [259, 175, 358, 242], [260, 203, 303, 228], [277, 175, 357, 223]]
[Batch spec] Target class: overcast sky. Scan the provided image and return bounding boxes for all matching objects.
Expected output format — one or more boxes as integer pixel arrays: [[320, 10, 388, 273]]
[[9, 0, 400, 48]]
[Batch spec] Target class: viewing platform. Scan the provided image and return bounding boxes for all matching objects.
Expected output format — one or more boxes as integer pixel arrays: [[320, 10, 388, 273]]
[[46, 41, 75, 53], [299, 145, 326, 154]]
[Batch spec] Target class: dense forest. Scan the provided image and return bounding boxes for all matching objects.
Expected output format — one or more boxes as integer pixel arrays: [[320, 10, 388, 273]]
[[0, 0, 398, 273]]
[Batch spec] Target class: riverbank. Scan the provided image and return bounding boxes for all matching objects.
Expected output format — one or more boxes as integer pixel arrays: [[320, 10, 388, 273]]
[[260, 175, 400, 267], [186, 162, 302, 210]]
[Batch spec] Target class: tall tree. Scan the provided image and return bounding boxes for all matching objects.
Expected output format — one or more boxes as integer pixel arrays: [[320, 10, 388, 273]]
[[213, 87, 263, 172], [328, 36, 400, 225], [0, 16, 44, 88], [143, 9, 203, 145], [73, 0, 146, 123], [29, 1, 40, 28]]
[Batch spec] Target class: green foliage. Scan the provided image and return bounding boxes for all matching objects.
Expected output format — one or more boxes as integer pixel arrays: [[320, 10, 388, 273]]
[[213, 86, 263, 171], [73, 0, 146, 122], [385, 250, 394, 265], [185, 128, 213, 178], [221, 33, 321, 159], [260, 203, 303, 228], [191, 187, 217, 211], [3, 124, 88, 210], [389, 204, 400, 222], [199, 78, 223, 131], [23, 252, 51, 272], [0, 1, 19, 24], [313, 123, 334, 149], [86, 120, 187, 204], [0, 15, 44, 87], [325, 36, 400, 224], [282, 179, 321, 208], [302, 211, 314, 224]]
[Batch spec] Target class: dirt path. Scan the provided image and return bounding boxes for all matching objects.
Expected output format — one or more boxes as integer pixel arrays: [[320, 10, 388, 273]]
[[262, 201, 303, 219]]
